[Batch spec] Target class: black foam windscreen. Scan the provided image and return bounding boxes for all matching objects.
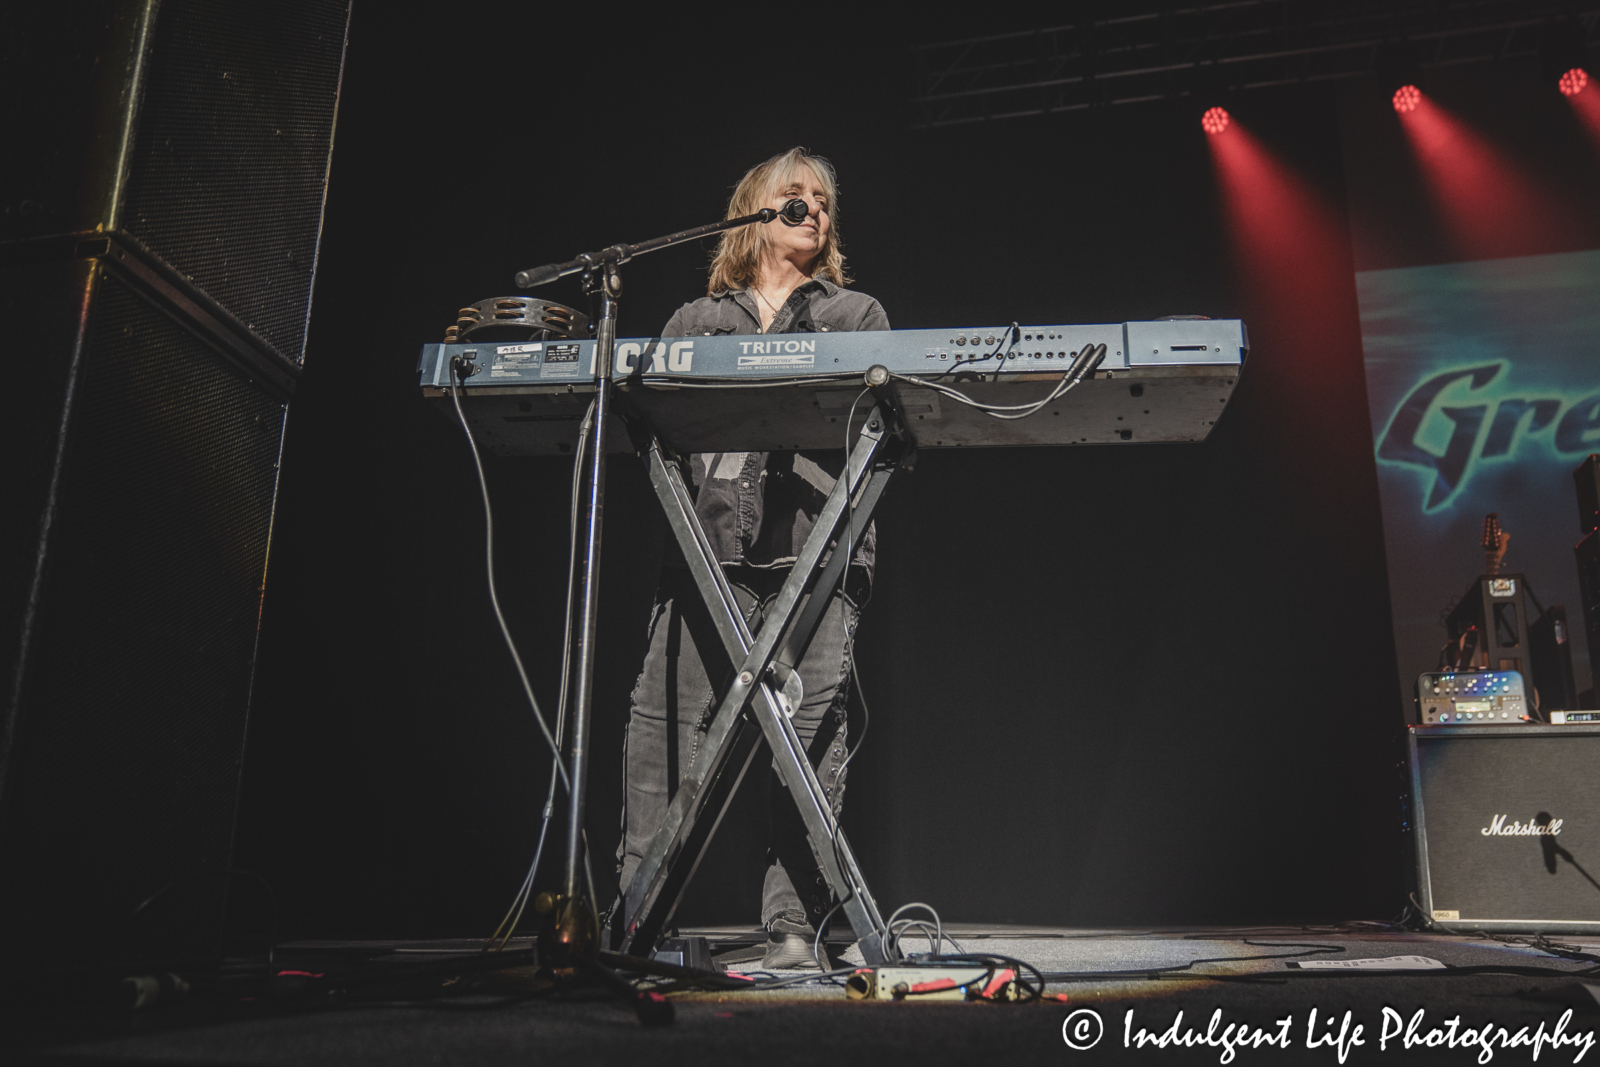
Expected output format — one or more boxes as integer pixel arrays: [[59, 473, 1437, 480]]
[[1410, 726, 1600, 932]]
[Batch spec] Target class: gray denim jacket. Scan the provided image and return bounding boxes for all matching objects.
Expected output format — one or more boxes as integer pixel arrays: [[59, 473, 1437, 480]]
[[661, 278, 889, 589]]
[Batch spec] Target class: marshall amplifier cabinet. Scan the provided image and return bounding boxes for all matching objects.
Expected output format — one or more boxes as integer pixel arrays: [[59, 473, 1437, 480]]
[[1407, 725, 1600, 933]]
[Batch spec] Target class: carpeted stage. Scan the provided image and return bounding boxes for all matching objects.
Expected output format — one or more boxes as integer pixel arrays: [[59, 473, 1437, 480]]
[[13, 924, 1600, 1065]]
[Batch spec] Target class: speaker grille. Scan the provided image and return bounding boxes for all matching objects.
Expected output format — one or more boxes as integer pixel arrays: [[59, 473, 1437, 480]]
[[0, 273, 285, 962], [120, 0, 349, 364], [1415, 729, 1600, 927]]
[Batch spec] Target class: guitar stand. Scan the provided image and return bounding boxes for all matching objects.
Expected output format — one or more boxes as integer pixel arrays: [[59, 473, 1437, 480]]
[[611, 373, 916, 966]]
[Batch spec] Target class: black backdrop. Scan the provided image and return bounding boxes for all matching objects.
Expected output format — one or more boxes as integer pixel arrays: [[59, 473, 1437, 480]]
[[234, 5, 1404, 939]]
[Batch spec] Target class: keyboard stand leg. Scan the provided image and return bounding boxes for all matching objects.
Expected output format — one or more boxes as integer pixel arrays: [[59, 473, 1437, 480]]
[[616, 407, 905, 965]]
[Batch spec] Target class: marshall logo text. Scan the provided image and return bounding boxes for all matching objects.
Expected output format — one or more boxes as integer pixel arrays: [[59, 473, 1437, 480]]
[[1482, 814, 1563, 837]]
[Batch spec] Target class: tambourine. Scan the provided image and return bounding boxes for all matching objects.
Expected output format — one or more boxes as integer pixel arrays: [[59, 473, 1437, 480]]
[[443, 297, 590, 343]]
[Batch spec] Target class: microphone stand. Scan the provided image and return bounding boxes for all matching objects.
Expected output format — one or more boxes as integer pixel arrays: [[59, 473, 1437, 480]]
[[513, 204, 790, 969]]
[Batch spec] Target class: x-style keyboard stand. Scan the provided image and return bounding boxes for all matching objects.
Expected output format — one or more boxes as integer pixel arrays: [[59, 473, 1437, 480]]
[[613, 374, 916, 966]]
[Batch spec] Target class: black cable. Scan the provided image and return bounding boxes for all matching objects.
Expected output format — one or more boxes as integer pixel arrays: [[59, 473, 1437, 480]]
[[811, 898, 849, 972], [884, 903, 962, 958], [886, 342, 1103, 422], [744, 965, 862, 990], [1036, 941, 1345, 982], [980, 323, 1019, 364], [1407, 891, 1437, 931], [893, 920, 944, 956], [1035, 935, 1600, 984], [1471, 930, 1600, 966], [1160, 963, 1600, 985], [487, 401, 596, 952], [449, 359, 568, 787], [805, 804, 868, 973], [920, 322, 1017, 383], [838, 628, 870, 780], [447, 358, 609, 974], [921, 952, 1046, 1002], [937, 321, 1017, 379]]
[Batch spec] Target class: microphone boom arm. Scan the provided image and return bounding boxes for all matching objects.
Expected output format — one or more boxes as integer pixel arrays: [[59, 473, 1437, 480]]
[[515, 203, 797, 289]]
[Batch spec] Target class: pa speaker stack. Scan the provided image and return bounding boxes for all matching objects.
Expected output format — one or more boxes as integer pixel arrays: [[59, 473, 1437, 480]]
[[0, 1, 351, 971]]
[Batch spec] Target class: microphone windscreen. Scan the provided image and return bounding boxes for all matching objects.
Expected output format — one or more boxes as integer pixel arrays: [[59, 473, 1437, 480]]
[[516, 264, 561, 288]]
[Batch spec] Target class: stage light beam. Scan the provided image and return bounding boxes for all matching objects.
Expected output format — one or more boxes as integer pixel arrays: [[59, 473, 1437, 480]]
[[1206, 118, 1346, 325], [1205, 117, 1358, 493], [1392, 85, 1422, 114], [1395, 93, 1567, 260], [1565, 69, 1600, 155], [1201, 107, 1230, 135]]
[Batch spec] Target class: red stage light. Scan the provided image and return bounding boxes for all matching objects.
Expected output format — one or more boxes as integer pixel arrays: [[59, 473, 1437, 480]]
[[1201, 107, 1230, 135], [1559, 67, 1589, 97], [1392, 84, 1422, 114]]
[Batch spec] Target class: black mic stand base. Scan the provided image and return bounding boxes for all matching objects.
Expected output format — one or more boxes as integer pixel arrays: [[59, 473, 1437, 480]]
[[530, 891, 673, 1026]]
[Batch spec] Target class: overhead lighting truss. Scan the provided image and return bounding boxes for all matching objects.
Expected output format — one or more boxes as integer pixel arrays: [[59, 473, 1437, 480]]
[[910, 1, 1600, 128]]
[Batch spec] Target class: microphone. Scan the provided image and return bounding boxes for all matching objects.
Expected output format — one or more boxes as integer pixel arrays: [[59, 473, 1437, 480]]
[[779, 199, 809, 225]]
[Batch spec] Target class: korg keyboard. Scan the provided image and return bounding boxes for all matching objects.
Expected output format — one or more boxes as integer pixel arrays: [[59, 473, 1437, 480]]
[[416, 319, 1246, 455]]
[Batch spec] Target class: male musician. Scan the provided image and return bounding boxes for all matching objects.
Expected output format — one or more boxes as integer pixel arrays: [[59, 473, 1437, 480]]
[[615, 148, 888, 968]]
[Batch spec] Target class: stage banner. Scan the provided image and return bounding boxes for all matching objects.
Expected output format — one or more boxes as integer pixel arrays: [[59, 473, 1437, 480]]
[[1355, 248, 1600, 709]]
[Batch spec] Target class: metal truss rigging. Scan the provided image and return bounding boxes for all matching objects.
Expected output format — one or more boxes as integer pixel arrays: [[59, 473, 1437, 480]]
[[910, 1, 1600, 127]]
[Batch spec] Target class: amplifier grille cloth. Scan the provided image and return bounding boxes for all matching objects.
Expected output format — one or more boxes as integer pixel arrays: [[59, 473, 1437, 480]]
[[1418, 733, 1600, 923]]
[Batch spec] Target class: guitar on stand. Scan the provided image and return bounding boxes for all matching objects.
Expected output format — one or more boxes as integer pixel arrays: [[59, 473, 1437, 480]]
[[1483, 512, 1510, 576]]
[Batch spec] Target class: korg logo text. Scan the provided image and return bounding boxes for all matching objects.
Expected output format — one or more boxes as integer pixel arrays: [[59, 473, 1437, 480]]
[[616, 341, 693, 374]]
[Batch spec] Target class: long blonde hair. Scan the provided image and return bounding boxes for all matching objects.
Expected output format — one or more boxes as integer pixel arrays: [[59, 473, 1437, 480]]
[[706, 148, 850, 294]]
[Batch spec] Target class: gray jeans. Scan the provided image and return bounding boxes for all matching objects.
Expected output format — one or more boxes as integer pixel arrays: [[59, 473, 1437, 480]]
[[614, 566, 856, 931]]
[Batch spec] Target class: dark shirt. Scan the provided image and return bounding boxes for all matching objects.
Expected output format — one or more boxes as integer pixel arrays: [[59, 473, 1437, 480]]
[[661, 278, 890, 588]]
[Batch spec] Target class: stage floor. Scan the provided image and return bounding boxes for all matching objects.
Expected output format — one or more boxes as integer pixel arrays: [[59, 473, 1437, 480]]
[[14, 924, 1600, 1065]]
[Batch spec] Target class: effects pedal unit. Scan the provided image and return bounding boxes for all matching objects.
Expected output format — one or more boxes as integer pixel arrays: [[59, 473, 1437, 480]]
[[1415, 670, 1527, 724]]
